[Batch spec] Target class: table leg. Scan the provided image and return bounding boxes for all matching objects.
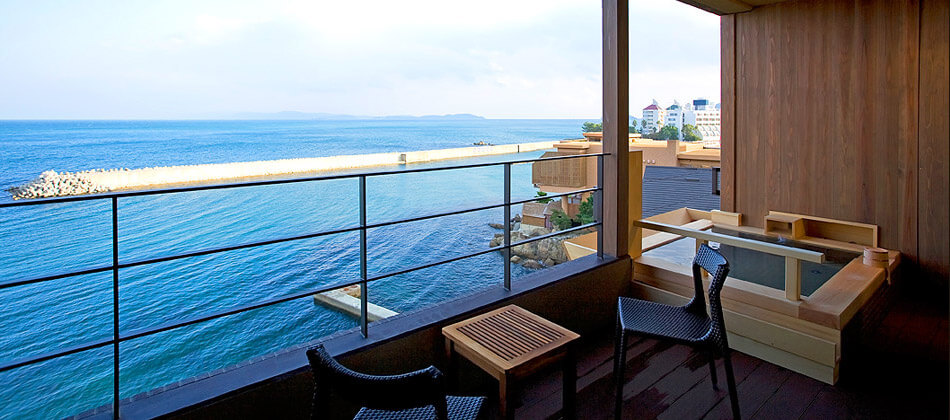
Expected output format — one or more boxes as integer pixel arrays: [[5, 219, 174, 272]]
[[444, 340, 458, 391], [562, 346, 577, 420], [499, 372, 514, 420]]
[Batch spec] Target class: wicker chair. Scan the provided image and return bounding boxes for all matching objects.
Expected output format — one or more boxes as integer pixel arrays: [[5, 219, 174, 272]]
[[306, 344, 485, 420], [613, 244, 741, 420]]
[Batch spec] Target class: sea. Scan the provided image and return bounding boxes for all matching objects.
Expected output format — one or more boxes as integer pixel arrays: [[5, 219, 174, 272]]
[[0, 119, 588, 419]]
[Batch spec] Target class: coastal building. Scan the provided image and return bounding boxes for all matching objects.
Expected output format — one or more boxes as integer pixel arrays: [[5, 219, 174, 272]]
[[521, 200, 562, 229], [683, 98, 722, 144], [641, 98, 722, 145], [665, 101, 683, 133], [641, 100, 665, 133], [531, 139, 720, 198]]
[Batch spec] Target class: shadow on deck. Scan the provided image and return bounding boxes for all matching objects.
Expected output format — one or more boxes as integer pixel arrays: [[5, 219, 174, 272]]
[[493, 287, 948, 420]]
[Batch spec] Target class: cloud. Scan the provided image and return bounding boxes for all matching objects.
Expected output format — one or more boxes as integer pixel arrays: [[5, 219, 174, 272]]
[[0, 0, 720, 119]]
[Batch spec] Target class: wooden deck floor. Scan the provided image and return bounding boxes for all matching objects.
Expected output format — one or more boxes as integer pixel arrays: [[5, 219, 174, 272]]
[[493, 287, 949, 420]]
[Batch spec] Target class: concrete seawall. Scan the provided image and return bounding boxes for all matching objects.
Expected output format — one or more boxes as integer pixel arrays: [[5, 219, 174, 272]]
[[10, 141, 555, 199]]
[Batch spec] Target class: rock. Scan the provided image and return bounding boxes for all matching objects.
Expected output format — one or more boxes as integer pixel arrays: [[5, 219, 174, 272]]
[[512, 243, 539, 260], [510, 255, 522, 264], [518, 224, 550, 237], [488, 223, 505, 229], [522, 260, 543, 269], [512, 214, 522, 222], [543, 258, 556, 267]]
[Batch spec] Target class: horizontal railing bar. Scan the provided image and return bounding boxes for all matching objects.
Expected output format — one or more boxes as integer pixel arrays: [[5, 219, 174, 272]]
[[0, 226, 363, 290], [367, 247, 498, 282], [367, 222, 601, 282], [0, 338, 114, 373], [0, 153, 610, 208], [117, 226, 363, 270], [509, 222, 601, 247], [366, 187, 601, 230], [2, 187, 604, 291], [1, 222, 604, 371], [366, 204, 503, 230], [0, 264, 114, 290], [127, 223, 606, 339], [634, 220, 826, 263], [119, 279, 364, 342]]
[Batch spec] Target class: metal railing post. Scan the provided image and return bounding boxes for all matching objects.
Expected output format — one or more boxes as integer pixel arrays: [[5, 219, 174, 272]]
[[111, 197, 120, 419], [596, 155, 604, 259], [503, 163, 511, 290], [359, 176, 368, 337]]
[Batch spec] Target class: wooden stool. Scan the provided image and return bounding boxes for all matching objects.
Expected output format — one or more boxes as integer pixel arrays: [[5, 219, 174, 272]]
[[442, 305, 580, 419]]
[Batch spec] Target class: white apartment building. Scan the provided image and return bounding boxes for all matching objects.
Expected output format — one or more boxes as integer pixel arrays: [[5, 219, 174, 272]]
[[641, 98, 721, 145], [683, 98, 721, 143], [665, 101, 683, 133], [641, 100, 665, 133]]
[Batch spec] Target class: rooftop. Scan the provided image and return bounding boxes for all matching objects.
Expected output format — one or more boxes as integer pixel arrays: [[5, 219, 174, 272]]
[[642, 166, 720, 217]]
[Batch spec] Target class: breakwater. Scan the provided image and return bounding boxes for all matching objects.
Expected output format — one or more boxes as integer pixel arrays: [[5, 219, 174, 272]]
[[9, 141, 555, 199]]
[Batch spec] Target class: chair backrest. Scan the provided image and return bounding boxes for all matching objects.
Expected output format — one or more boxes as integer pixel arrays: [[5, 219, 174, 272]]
[[306, 344, 448, 419], [690, 244, 731, 351]]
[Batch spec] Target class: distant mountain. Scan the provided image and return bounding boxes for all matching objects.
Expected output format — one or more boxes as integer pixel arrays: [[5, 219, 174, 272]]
[[228, 111, 485, 121], [378, 113, 485, 121]]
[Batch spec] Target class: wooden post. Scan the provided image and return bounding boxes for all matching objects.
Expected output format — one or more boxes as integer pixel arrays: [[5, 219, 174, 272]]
[[602, 0, 629, 257], [628, 150, 643, 259], [785, 256, 801, 301]]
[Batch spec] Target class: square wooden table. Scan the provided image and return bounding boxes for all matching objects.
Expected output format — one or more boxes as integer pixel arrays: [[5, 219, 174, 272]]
[[442, 305, 580, 419]]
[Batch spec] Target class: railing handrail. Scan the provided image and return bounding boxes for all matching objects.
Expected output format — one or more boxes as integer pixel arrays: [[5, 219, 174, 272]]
[[0, 152, 610, 208], [0, 151, 608, 419], [635, 219, 825, 263]]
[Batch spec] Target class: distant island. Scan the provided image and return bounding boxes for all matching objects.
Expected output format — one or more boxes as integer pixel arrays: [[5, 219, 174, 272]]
[[228, 111, 486, 121]]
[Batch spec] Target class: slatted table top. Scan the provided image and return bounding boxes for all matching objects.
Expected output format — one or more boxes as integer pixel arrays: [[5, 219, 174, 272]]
[[442, 305, 579, 372]]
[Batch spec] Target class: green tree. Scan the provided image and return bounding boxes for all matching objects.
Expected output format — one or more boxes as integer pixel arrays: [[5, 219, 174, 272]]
[[535, 190, 552, 204], [640, 120, 647, 131], [575, 195, 595, 225], [681, 124, 703, 142], [549, 209, 573, 230], [582, 121, 603, 132], [657, 124, 679, 140]]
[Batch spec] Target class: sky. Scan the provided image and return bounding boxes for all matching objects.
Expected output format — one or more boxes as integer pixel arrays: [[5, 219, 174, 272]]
[[0, 0, 721, 119]]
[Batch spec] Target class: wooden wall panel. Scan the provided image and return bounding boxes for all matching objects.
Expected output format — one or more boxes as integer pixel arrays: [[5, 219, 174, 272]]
[[729, 0, 926, 270], [720, 15, 736, 212], [918, 0, 950, 281]]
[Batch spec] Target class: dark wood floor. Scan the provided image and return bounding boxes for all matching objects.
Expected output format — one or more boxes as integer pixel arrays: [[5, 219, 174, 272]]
[[494, 285, 949, 420]]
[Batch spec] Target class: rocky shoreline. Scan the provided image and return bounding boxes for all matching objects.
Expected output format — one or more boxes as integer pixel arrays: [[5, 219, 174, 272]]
[[488, 215, 588, 269], [9, 170, 113, 199]]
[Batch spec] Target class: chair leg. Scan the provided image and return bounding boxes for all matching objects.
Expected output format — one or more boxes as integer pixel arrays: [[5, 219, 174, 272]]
[[613, 317, 627, 420], [707, 349, 719, 390], [722, 350, 741, 420]]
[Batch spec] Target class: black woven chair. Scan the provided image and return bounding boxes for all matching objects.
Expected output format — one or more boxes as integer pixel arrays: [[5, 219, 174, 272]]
[[306, 344, 485, 420], [613, 244, 741, 420]]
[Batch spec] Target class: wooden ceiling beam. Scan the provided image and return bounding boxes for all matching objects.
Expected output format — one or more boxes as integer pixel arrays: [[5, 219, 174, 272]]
[[676, 0, 754, 15]]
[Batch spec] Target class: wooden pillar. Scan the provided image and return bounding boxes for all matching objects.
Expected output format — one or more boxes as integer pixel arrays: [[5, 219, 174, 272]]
[[720, 14, 736, 212], [602, 0, 629, 257]]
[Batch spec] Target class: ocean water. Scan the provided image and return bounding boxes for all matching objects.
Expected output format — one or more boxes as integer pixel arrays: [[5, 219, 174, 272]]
[[0, 119, 587, 419]]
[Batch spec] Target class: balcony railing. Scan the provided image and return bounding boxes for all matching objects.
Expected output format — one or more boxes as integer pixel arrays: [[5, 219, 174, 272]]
[[0, 152, 607, 418]]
